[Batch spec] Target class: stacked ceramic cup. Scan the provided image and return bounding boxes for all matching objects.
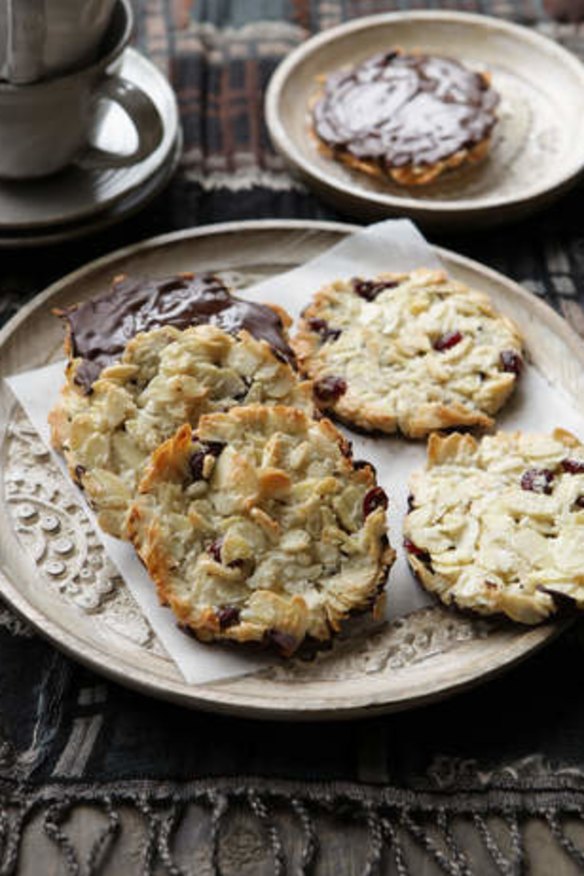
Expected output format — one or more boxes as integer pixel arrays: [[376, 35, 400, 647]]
[[0, 0, 180, 247]]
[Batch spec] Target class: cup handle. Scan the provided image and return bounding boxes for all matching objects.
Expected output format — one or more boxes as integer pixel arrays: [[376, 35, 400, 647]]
[[77, 74, 164, 170]]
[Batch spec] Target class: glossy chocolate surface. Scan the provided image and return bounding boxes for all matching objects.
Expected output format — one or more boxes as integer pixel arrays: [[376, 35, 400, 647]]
[[63, 272, 294, 392], [313, 51, 499, 169]]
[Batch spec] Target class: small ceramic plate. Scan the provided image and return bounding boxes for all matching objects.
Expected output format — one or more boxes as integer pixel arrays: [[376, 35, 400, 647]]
[[265, 12, 584, 230], [0, 48, 179, 231], [1, 220, 579, 720]]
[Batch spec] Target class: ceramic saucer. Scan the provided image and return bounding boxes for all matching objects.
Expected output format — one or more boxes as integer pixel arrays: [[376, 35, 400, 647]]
[[265, 11, 584, 230], [0, 129, 182, 248], [0, 47, 180, 232]]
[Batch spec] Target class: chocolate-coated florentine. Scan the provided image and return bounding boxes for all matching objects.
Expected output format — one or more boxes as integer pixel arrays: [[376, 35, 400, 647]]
[[61, 272, 294, 392], [312, 51, 498, 171]]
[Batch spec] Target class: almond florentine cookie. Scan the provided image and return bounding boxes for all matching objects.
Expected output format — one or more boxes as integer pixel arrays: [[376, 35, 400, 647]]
[[126, 405, 394, 655], [311, 50, 499, 187], [294, 268, 523, 438], [404, 429, 584, 623], [57, 271, 295, 394], [49, 325, 312, 538]]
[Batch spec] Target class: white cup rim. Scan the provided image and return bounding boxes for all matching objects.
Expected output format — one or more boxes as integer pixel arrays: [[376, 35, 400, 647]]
[[0, 0, 133, 93]]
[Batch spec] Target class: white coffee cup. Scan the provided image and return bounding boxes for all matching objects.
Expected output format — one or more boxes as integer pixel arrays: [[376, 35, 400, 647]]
[[0, 0, 117, 84], [0, 0, 163, 179]]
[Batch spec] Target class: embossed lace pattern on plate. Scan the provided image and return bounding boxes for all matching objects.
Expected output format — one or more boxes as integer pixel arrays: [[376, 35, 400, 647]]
[[260, 610, 498, 682], [5, 411, 161, 654]]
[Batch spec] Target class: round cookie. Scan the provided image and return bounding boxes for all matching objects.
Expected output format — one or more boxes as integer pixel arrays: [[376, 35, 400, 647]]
[[404, 429, 584, 624], [311, 50, 499, 187], [49, 324, 313, 538], [293, 268, 523, 438], [57, 270, 295, 394], [126, 405, 394, 656]]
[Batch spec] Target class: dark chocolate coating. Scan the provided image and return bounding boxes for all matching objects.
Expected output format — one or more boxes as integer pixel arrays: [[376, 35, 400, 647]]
[[62, 272, 294, 392], [313, 51, 498, 169]]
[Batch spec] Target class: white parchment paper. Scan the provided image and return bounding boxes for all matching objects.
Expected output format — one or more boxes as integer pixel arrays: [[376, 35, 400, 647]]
[[6, 219, 584, 683]]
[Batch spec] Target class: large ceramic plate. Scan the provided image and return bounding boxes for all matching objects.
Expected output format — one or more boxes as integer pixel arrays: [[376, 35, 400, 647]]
[[265, 12, 584, 230], [0, 220, 579, 720]]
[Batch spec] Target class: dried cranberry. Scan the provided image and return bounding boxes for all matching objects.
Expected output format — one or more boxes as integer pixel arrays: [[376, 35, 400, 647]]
[[188, 441, 224, 481], [574, 496, 584, 509], [352, 278, 398, 301], [267, 629, 298, 656], [363, 486, 389, 517], [188, 451, 206, 481], [208, 538, 223, 562], [228, 558, 245, 569], [434, 330, 463, 352], [562, 458, 584, 474], [520, 468, 554, 494], [307, 317, 326, 333], [404, 538, 431, 564], [307, 318, 342, 343], [313, 375, 347, 403], [354, 459, 376, 475], [500, 350, 523, 375], [74, 464, 86, 482], [217, 605, 240, 629]]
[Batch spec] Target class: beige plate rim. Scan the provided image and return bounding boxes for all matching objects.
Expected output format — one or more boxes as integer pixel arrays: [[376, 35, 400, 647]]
[[265, 10, 584, 216], [0, 218, 576, 720]]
